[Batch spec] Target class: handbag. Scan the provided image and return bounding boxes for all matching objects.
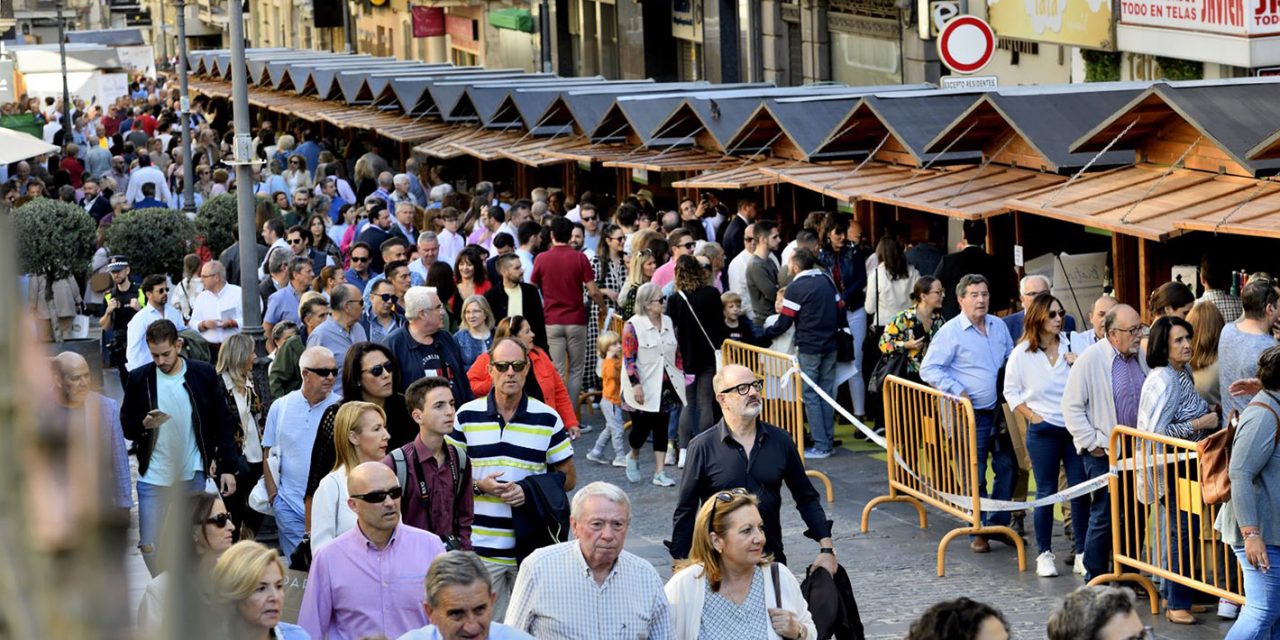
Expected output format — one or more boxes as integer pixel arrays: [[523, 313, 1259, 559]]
[[1200, 393, 1280, 504], [867, 350, 909, 395], [89, 271, 112, 294], [68, 314, 91, 340], [677, 290, 723, 373], [290, 536, 312, 571]]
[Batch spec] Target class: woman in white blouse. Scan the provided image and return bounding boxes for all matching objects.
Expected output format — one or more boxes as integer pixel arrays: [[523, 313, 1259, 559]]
[[310, 401, 390, 551], [1002, 293, 1089, 578], [863, 237, 919, 329], [216, 334, 265, 538]]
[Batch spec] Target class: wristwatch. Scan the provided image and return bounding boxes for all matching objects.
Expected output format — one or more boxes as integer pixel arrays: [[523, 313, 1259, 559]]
[[472, 481, 483, 496], [819, 547, 835, 555]]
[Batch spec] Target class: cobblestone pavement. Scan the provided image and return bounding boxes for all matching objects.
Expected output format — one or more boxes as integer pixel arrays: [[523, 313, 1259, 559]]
[[570, 408, 1233, 639]]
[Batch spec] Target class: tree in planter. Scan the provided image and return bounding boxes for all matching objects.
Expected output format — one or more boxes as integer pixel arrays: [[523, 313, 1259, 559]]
[[195, 193, 238, 258], [13, 199, 97, 342], [105, 207, 196, 282]]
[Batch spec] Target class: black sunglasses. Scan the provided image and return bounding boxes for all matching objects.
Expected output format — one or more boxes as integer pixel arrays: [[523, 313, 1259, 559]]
[[205, 512, 234, 528], [1047, 310, 1065, 320], [365, 363, 391, 377], [581, 215, 596, 222], [717, 380, 763, 396], [708, 488, 749, 535], [351, 486, 403, 503], [351, 255, 370, 263], [378, 293, 397, 303], [492, 360, 528, 373], [288, 238, 306, 245], [305, 367, 339, 378]]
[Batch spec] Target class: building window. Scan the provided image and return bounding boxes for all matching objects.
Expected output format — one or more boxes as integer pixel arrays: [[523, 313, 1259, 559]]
[[678, 39, 701, 81], [829, 29, 901, 85]]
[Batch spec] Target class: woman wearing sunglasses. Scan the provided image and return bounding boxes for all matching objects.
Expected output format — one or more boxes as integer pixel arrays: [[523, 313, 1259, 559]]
[[1004, 293, 1089, 575], [665, 490, 816, 640], [466, 316, 581, 436], [137, 492, 237, 634], [621, 282, 685, 487], [304, 342, 415, 521], [310, 401, 390, 551]]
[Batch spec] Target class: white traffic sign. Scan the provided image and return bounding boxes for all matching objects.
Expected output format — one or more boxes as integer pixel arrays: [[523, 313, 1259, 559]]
[[937, 15, 996, 75], [941, 75, 998, 89]]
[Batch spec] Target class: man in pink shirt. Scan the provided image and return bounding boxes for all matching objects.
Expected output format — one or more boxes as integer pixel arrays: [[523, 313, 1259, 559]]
[[649, 228, 696, 291], [299, 462, 447, 640], [530, 217, 605, 413]]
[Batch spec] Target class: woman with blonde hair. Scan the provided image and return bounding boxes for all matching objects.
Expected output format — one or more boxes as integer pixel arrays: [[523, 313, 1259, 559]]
[[212, 540, 309, 639], [216, 333, 266, 537], [665, 490, 816, 639], [453, 293, 495, 370], [619, 248, 657, 319], [310, 401, 390, 551]]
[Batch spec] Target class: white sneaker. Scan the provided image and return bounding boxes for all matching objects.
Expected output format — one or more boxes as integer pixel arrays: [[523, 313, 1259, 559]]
[[578, 424, 593, 434], [664, 447, 677, 466], [678, 448, 688, 469], [611, 456, 629, 468], [1074, 554, 1086, 576], [1036, 551, 1060, 577], [586, 451, 609, 465], [1218, 599, 1240, 620], [625, 457, 641, 483], [653, 472, 676, 487]]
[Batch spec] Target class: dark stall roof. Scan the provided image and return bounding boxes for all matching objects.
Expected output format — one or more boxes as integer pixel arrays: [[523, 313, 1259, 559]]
[[1074, 78, 1280, 177], [338, 67, 479, 105], [451, 77, 604, 124], [291, 59, 412, 97], [249, 51, 326, 85], [267, 54, 364, 91], [594, 84, 772, 146], [543, 83, 711, 139], [487, 80, 655, 132], [425, 74, 555, 121], [307, 62, 436, 100], [66, 28, 145, 46], [390, 70, 532, 116], [760, 97, 864, 160], [926, 83, 1148, 173]]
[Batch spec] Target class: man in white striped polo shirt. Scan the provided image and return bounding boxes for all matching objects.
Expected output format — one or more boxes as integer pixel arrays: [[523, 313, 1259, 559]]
[[455, 337, 577, 620]]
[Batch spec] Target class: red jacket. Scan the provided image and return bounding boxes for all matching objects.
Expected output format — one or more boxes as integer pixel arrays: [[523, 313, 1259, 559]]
[[467, 347, 579, 429]]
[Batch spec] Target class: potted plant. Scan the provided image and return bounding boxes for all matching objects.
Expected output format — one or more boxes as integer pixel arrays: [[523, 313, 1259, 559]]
[[105, 207, 197, 282], [13, 199, 96, 343], [195, 193, 239, 259]]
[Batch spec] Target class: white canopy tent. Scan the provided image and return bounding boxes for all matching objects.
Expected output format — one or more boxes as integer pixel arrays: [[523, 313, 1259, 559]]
[[0, 128, 59, 164]]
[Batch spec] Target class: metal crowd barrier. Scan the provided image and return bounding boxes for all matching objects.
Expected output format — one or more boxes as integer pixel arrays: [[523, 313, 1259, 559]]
[[1089, 426, 1244, 612], [720, 339, 834, 503], [861, 375, 1026, 576]]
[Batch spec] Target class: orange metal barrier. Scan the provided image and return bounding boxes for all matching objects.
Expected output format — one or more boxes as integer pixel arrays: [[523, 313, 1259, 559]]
[[720, 339, 834, 503], [861, 375, 1026, 576], [1088, 426, 1244, 613]]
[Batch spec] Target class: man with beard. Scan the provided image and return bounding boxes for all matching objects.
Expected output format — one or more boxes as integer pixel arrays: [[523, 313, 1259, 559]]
[[670, 364, 837, 573], [125, 274, 187, 371]]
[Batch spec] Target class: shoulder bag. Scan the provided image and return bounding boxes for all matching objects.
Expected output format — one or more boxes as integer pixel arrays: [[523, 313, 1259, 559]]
[[1200, 391, 1280, 505], [677, 290, 723, 373]]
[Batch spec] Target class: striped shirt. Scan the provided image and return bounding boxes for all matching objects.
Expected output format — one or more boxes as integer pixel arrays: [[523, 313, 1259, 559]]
[[1111, 351, 1145, 429], [454, 392, 573, 565]]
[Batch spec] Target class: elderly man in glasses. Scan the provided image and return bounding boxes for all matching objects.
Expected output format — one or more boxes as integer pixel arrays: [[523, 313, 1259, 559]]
[[299, 462, 447, 640], [453, 337, 576, 621], [263, 345, 342, 558], [671, 363, 837, 575]]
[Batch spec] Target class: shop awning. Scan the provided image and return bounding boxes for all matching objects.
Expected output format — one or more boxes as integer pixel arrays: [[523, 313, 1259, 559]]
[[495, 135, 579, 167], [603, 147, 729, 173], [414, 128, 489, 159], [449, 130, 525, 161], [672, 158, 788, 189], [540, 139, 644, 164], [1008, 164, 1280, 241]]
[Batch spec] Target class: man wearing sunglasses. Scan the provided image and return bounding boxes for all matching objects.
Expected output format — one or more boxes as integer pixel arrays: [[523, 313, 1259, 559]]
[[361, 280, 406, 345], [671, 363, 837, 576], [579, 203, 601, 255], [1004, 274, 1076, 343], [125, 273, 187, 371], [263, 346, 342, 558], [344, 242, 374, 292], [300, 462, 447, 640], [650, 228, 695, 291]]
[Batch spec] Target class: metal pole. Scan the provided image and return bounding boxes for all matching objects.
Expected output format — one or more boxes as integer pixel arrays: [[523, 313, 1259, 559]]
[[56, 0, 70, 127], [158, 1, 168, 63], [539, 0, 552, 72], [342, 0, 354, 52], [229, 0, 264, 351], [175, 0, 195, 214]]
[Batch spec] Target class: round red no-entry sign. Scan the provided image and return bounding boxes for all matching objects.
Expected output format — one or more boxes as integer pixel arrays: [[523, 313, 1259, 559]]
[[937, 16, 995, 75]]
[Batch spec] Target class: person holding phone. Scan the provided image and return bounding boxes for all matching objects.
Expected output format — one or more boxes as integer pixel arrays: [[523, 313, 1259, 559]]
[[120, 319, 243, 577], [877, 276, 946, 384]]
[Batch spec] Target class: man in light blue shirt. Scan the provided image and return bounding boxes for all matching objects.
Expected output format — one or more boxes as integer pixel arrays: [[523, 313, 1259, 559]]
[[396, 551, 534, 640], [262, 346, 341, 557], [920, 273, 1016, 552], [307, 284, 368, 395], [263, 256, 313, 343], [125, 274, 187, 371]]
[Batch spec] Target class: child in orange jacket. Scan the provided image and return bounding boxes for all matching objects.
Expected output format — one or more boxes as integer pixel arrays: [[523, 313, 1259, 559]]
[[586, 331, 627, 466]]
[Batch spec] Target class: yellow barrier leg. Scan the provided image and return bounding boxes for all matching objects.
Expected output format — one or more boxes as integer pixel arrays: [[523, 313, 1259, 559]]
[[936, 527, 980, 577], [860, 493, 928, 533], [806, 470, 835, 504], [976, 525, 1026, 573], [1088, 573, 1160, 615]]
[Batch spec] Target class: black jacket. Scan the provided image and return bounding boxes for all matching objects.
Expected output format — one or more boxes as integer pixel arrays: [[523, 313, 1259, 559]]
[[120, 358, 243, 479], [933, 246, 1017, 319], [800, 565, 865, 640], [484, 282, 549, 351], [667, 286, 726, 374], [513, 471, 570, 564], [83, 195, 112, 222]]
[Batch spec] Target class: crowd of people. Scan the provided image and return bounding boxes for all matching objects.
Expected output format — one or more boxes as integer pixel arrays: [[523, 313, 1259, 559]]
[[20, 82, 1280, 639]]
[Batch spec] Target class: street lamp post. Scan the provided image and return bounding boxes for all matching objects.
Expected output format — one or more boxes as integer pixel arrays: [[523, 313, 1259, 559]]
[[229, 0, 263, 352], [55, 0, 71, 129], [174, 0, 196, 214]]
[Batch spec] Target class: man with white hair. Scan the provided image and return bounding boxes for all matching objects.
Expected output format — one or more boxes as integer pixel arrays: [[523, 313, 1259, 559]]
[[391, 173, 423, 209], [391, 200, 420, 246], [506, 482, 671, 639], [83, 133, 112, 179], [409, 231, 441, 283], [1003, 274, 1076, 342], [262, 345, 342, 557], [386, 286, 474, 405]]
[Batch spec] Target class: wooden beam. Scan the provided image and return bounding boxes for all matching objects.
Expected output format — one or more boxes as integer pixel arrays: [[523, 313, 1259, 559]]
[[1111, 232, 1139, 311]]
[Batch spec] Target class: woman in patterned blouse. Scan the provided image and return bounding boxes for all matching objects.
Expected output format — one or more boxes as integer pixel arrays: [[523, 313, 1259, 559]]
[[877, 275, 946, 381], [583, 223, 629, 393]]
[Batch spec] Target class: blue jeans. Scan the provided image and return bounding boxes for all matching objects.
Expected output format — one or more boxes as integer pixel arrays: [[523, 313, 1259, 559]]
[[137, 473, 207, 576], [1158, 495, 1201, 611], [1026, 421, 1089, 555], [798, 350, 837, 451], [1082, 452, 1113, 581], [973, 410, 1016, 528], [846, 309, 867, 415], [274, 495, 306, 559], [1227, 545, 1280, 639]]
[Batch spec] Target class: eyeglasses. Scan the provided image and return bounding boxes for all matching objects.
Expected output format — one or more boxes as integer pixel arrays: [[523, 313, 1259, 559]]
[[365, 363, 391, 377], [304, 367, 339, 378], [351, 255, 370, 263], [377, 293, 397, 303], [492, 360, 528, 373], [350, 486, 403, 503], [289, 159, 300, 165], [288, 238, 306, 245], [707, 488, 749, 535], [1112, 325, 1143, 336], [205, 512, 234, 528], [581, 215, 596, 222], [1047, 310, 1065, 319], [679, 242, 696, 251], [152, 287, 169, 294], [717, 380, 763, 396]]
